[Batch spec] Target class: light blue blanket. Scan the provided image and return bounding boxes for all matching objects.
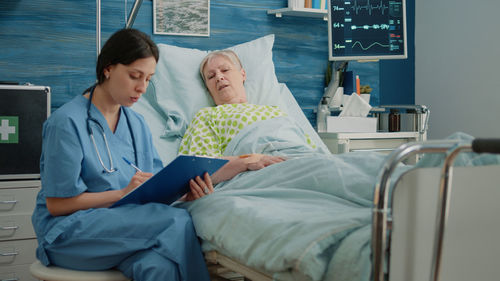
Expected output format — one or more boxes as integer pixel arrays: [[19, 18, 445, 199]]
[[176, 117, 389, 281], [176, 118, 498, 281]]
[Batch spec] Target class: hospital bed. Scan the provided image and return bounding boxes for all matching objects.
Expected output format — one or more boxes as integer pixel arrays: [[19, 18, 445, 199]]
[[132, 35, 500, 281], [199, 139, 500, 281]]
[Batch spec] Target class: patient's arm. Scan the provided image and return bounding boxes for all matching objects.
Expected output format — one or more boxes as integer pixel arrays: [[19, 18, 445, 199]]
[[211, 154, 285, 184], [179, 106, 286, 184]]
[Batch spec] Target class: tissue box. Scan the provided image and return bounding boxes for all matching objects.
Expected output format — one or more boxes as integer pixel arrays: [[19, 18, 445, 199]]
[[326, 116, 377, 133]]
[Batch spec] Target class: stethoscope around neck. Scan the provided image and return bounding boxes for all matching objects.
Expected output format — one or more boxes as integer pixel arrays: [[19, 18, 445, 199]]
[[85, 85, 138, 173]]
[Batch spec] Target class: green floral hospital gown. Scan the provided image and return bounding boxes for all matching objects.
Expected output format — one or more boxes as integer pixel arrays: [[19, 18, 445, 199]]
[[179, 103, 315, 157]]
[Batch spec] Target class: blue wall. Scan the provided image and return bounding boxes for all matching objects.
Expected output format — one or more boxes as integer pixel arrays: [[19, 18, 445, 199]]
[[0, 0, 414, 127], [380, 0, 415, 105]]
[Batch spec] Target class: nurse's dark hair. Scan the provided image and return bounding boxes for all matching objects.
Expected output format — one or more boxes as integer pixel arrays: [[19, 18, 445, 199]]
[[95, 28, 159, 85]]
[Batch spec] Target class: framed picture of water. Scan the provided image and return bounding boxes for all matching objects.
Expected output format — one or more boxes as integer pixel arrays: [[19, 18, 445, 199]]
[[154, 0, 210, 36]]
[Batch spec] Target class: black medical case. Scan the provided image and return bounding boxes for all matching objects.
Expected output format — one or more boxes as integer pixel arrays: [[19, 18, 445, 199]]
[[0, 84, 50, 180]]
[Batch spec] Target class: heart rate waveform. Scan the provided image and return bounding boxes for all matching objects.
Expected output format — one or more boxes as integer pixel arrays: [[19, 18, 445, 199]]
[[352, 40, 389, 50], [350, 0, 389, 16]]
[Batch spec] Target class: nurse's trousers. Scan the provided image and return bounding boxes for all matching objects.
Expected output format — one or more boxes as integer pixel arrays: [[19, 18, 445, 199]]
[[41, 203, 210, 281]]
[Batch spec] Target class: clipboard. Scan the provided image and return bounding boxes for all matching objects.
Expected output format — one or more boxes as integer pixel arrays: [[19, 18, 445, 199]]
[[111, 155, 228, 208]]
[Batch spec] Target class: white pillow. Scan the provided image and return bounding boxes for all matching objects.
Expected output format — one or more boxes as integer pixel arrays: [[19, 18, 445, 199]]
[[145, 34, 283, 138]]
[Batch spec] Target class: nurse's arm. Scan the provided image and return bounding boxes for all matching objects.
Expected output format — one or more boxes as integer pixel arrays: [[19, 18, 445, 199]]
[[46, 171, 153, 216], [46, 190, 125, 216]]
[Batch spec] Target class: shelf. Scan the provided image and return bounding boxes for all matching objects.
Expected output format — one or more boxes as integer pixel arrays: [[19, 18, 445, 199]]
[[328, 106, 387, 113], [267, 7, 328, 20]]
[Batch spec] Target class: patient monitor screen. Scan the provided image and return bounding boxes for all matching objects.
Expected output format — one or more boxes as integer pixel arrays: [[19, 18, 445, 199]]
[[328, 0, 407, 61]]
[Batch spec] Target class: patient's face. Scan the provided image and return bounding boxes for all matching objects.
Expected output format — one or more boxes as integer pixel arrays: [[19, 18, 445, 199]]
[[203, 55, 247, 105]]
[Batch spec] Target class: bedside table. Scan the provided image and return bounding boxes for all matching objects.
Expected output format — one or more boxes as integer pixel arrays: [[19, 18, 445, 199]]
[[319, 131, 425, 154]]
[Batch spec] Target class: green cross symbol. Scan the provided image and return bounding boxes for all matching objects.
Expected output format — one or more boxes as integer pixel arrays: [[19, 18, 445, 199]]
[[0, 116, 19, 144]]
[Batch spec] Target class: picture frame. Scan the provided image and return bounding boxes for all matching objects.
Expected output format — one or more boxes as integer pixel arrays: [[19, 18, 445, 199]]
[[153, 0, 210, 36]]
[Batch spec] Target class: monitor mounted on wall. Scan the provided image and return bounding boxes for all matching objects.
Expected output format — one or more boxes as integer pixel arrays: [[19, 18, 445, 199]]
[[328, 0, 407, 61]]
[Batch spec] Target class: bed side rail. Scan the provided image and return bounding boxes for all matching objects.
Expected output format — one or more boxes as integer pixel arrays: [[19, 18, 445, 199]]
[[373, 138, 500, 281], [371, 140, 460, 281], [471, 138, 500, 154], [430, 138, 500, 281]]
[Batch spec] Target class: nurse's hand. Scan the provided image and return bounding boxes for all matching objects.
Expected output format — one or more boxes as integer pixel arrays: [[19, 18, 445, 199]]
[[122, 171, 153, 197], [181, 172, 214, 201]]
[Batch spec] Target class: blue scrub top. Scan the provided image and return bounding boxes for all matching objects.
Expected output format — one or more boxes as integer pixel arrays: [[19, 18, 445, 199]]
[[32, 95, 163, 243]]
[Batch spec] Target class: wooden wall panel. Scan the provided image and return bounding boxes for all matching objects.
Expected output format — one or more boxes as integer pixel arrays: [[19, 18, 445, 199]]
[[0, 0, 408, 127]]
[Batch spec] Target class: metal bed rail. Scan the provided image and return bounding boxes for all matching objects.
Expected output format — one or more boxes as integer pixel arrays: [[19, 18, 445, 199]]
[[372, 138, 500, 281], [372, 140, 459, 281], [428, 144, 472, 281], [430, 138, 500, 281]]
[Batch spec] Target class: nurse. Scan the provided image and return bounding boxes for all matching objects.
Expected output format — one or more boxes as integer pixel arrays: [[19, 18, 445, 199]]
[[31, 28, 211, 281]]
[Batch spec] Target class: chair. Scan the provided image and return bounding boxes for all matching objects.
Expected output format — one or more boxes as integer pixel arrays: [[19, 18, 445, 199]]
[[30, 260, 130, 281]]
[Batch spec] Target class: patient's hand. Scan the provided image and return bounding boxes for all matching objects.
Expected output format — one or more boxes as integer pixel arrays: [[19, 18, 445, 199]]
[[211, 154, 286, 184], [243, 154, 286, 170]]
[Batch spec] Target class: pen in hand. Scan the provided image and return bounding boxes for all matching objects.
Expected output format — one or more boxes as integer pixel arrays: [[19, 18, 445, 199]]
[[122, 157, 142, 173]]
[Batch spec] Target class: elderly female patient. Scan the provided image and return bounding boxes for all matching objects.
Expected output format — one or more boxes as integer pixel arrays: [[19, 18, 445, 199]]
[[179, 49, 309, 182], [177, 49, 382, 281]]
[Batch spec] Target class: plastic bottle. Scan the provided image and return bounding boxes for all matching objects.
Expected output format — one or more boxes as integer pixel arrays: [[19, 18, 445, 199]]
[[317, 97, 330, 132]]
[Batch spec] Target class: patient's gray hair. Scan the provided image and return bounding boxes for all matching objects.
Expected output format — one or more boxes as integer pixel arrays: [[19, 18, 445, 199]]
[[199, 50, 243, 83]]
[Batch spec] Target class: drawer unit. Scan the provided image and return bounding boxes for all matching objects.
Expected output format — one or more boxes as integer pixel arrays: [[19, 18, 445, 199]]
[[0, 239, 37, 265], [0, 180, 40, 281], [0, 185, 39, 213], [0, 264, 37, 281], [319, 132, 423, 154], [319, 132, 425, 163], [0, 214, 36, 241]]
